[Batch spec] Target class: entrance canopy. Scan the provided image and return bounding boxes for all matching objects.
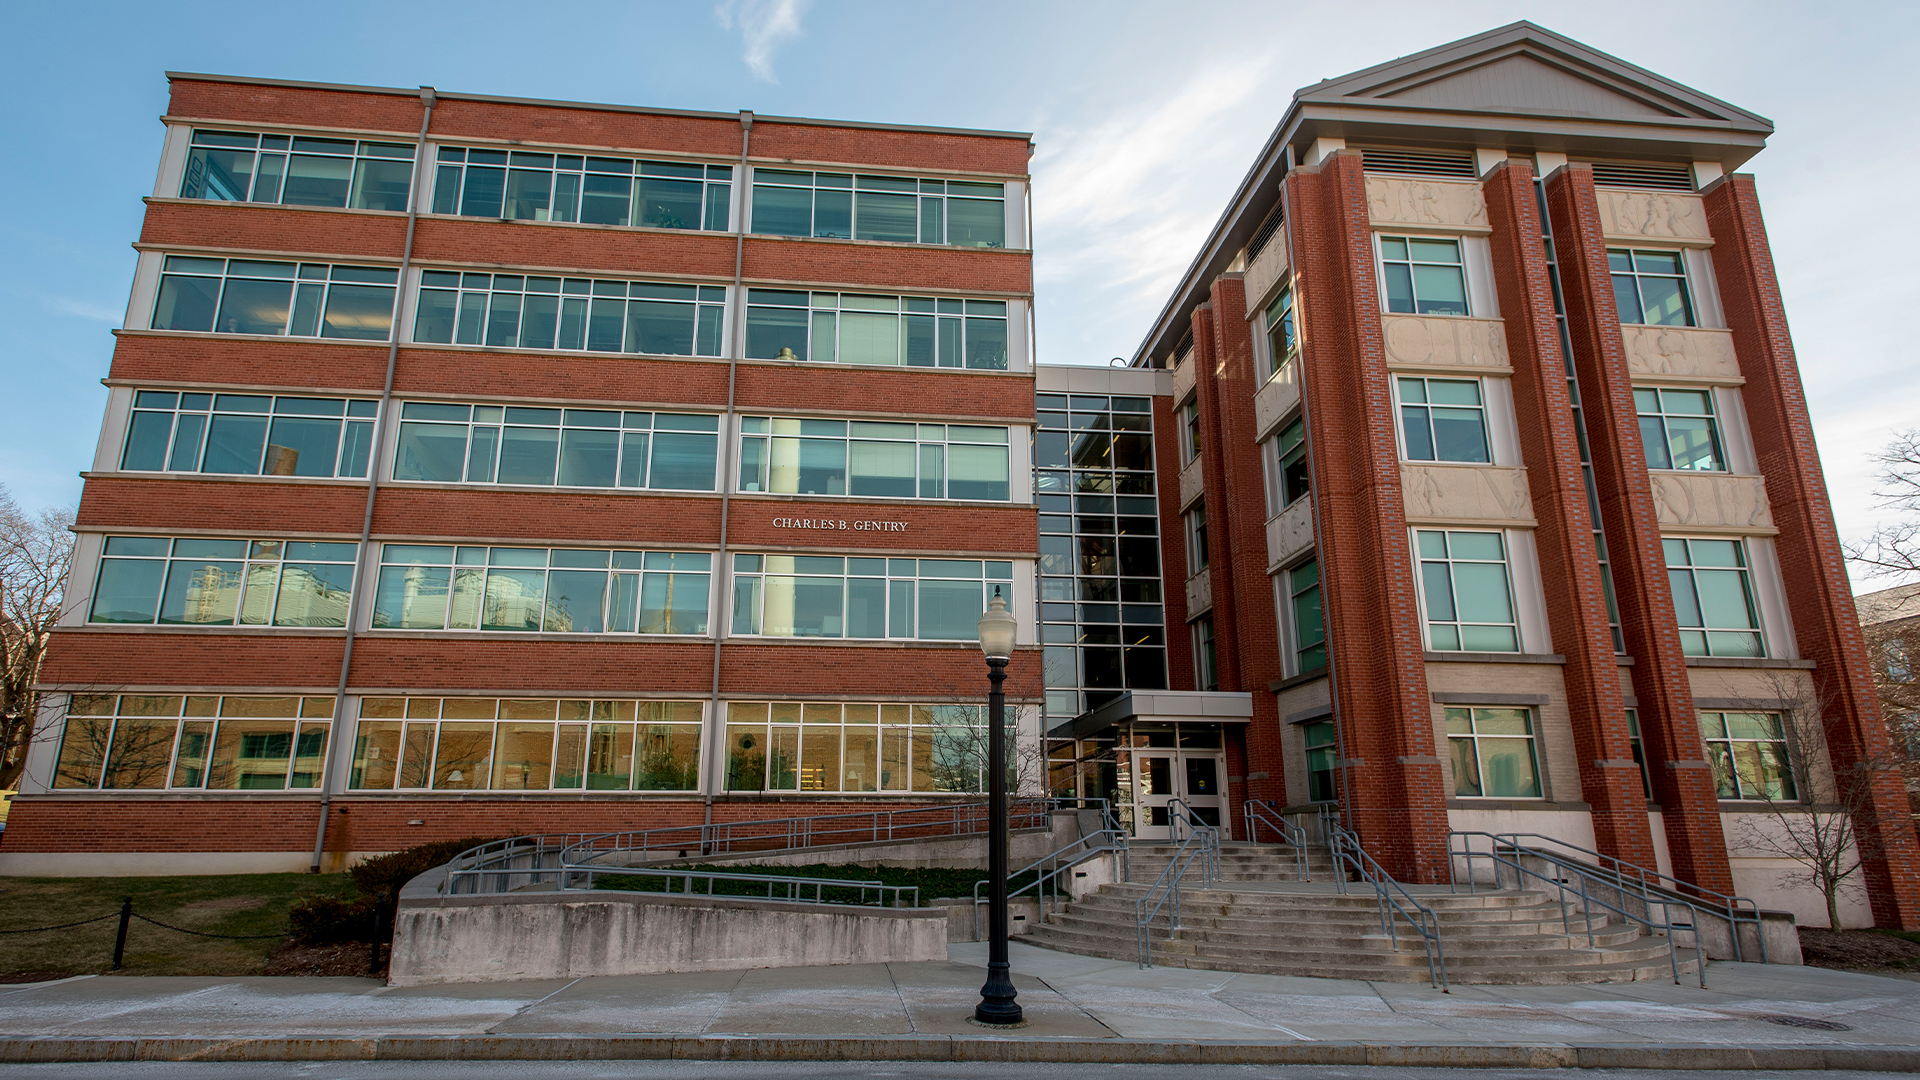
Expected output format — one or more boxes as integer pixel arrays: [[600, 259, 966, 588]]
[[1051, 690, 1253, 740]]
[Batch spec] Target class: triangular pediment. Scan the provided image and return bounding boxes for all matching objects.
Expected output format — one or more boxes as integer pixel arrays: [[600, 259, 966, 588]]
[[1298, 22, 1770, 131]]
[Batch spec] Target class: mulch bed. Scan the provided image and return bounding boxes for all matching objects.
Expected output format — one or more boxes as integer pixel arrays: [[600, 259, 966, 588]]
[[259, 941, 386, 978], [1799, 927, 1920, 973]]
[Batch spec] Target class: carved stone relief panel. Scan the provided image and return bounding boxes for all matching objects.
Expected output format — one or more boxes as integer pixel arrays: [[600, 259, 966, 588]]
[[1187, 566, 1212, 617], [1651, 472, 1775, 533], [1382, 315, 1511, 371], [1596, 189, 1711, 244], [1171, 351, 1196, 403], [1401, 464, 1536, 526], [1621, 325, 1742, 382], [1243, 231, 1290, 313], [1253, 368, 1301, 440], [1366, 177, 1488, 231], [1268, 497, 1315, 570], [1178, 454, 1204, 511]]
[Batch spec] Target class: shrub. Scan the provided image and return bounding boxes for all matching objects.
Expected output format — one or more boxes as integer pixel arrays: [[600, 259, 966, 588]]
[[289, 893, 379, 945], [348, 836, 502, 900]]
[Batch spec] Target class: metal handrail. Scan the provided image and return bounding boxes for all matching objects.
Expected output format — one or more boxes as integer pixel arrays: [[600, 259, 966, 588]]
[[1134, 800, 1219, 968], [1326, 819, 1449, 991], [1241, 799, 1309, 881], [558, 865, 919, 908], [971, 827, 1127, 939], [1449, 831, 1706, 988], [1458, 831, 1765, 964]]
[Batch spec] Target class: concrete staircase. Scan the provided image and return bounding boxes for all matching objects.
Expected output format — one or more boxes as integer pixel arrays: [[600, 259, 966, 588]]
[[1027, 842, 1699, 985]]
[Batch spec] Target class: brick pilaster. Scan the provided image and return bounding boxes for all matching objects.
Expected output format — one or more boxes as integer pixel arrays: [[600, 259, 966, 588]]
[[1542, 164, 1733, 895], [1702, 175, 1920, 929], [1286, 150, 1448, 881], [1481, 162, 1659, 869]]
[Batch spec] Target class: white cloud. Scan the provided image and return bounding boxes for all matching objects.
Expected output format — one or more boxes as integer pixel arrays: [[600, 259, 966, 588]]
[[714, 0, 811, 83]]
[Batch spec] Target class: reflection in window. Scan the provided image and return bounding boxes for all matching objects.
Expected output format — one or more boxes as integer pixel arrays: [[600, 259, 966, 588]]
[[1399, 377, 1490, 462], [392, 403, 717, 491], [1664, 537, 1764, 657], [726, 701, 997, 794], [1288, 559, 1325, 674], [1635, 387, 1724, 471], [152, 257, 397, 340], [54, 693, 332, 791], [744, 290, 1008, 369], [180, 129, 415, 212], [1447, 706, 1541, 798], [1610, 249, 1694, 327], [121, 391, 376, 478], [372, 544, 710, 635], [1304, 719, 1336, 802], [1264, 287, 1296, 379], [1700, 711, 1796, 800], [89, 537, 358, 628], [1379, 236, 1467, 316], [730, 555, 1012, 641], [412, 272, 724, 356], [351, 697, 703, 792], [1416, 529, 1519, 652], [738, 417, 1008, 501], [750, 170, 1004, 247], [432, 147, 731, 231]]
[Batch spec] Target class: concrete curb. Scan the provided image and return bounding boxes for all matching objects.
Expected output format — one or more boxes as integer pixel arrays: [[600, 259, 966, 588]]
[[0, 1036, 1917, 1068]]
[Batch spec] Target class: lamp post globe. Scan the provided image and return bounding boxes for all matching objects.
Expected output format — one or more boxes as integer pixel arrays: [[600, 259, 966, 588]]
[[973, 588, 1023, 1025]]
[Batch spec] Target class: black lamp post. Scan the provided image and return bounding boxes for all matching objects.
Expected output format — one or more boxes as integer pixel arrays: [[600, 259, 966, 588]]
[[974, 588, 1023, 1025]]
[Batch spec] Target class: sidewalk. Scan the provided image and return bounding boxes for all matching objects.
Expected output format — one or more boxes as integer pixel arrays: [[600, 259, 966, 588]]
[[1, 942, 1917, 1067]]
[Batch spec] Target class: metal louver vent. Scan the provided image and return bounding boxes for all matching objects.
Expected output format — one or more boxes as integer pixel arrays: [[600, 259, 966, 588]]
[[1247, 204, 1286, 260], [1360, 148, 1477, 179], [1174, 330, 1195, 366], [1588, 162, 1694, 191]]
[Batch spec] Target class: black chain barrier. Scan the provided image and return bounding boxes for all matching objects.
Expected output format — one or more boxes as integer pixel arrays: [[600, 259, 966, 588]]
[[2, 898, 288, 971], [129, 913, 285, 940], [0, 913, 122, 935]]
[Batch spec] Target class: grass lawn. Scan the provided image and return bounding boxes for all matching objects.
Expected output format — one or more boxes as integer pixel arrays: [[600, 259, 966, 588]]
[[0, 873, 356, 979]]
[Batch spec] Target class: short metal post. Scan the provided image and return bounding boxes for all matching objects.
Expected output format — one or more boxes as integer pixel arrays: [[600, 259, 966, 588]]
[[111, 897, 132, 970]]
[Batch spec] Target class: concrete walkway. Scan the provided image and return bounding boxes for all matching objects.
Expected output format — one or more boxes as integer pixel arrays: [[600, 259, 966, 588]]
[[1, 943, 1917, 1067]]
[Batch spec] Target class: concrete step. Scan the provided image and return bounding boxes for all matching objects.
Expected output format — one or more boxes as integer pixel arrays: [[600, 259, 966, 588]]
[[1045, 909, 1642, 947]]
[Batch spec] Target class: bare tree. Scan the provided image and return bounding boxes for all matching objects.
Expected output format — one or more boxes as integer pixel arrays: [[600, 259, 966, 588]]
[[1, 484, 77, 790], [1847, 428, 1920, 580], [1724, 669, 1896, 930]]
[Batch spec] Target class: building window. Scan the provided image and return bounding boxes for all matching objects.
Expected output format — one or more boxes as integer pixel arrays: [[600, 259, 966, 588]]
[[1626, 708, 1653, 799], [432, 147, 731, 231], [54, 693, 333, 791], [1664, 538, 1764, 657], [1264, 287, 1296, 379], [726, 702, 999, 793], [1195, 616, 1218, 691], [749, 170, 1004, 247], [1885, 640, 1913, 682], [1398, 377, 1491, 463], [1185, 503, 1209, 574], [1180, 400, 1201, 463], [738, 417, 1008, 501], [153, 257, 398, 340], [89, 537, 357, 628], [1416, 529, 1519, 652], [1701, 711, 1797, 801], [413, 272, 725, 356], [121, 391, 377, 478], [1636, 387, 1724, 471], [1303, 719, 1336, 802], [744, 290, 1007, 369], [348, 697, 703, 792], [1446, 706, 1541, 798], [730, 556, 1013, 641], [1610, 249, 1694, 326], [1378, 236, 1468, 316], [180, 129, 415, 212], [1287, 558, 1326, 674], [1273, 417, 1311, 511], [372, 544, 710, 634], [392, 404, 717, 491]]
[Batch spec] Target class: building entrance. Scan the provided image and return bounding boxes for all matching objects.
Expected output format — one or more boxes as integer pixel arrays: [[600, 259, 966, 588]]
[[1132, 749, 1225, 839]]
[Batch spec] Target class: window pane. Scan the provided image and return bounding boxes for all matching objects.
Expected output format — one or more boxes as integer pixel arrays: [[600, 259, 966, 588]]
[[274, 562, 354, 627], [282, 155, 352, 207], [91, 559, 167, 623], [1612, 276, 1644, 324], [839, 312, 900, 365], [545, 570, 606, 633], [627, 300, 696, 355], [1478, 737, 1540, 797], [1638, 277, 1693, 326], [1694, 569, 1758, 629], [948, 445, 1010, 500], [460, 166, 506, 217], [946, 197, 1004, 247], [1382, 263, 1414, 313], [394, 422, 468, 482], [182, 147, 255, 200], [1451, 562, 1514, 624], [433, 722, 494, 789], [373, 564, 449, 629], [153, 275, 221, 332], [350, 158, 413, 212], [216, 278, 293, 335], [498, 427, 559, 485], [1665, 416, 1720, 470], [641, 573, 709, 634], [320, 284, 395, 340], [262, 417, 340, 477], [855, 192, 917, 242], [849, 441, 915, 497], [965, 318, 1009, 370], [638, 177, 703, 229], [102, 716, 178, 789], [746, 305, 809, 359], [1449, 736, 1482, 796], [558, 428, 618, 487], [752, 185, 812, 236], [1412, 265, 1467, 315], [649, 432, 717, 490], [918, 579, 983, 640], [483, 568, 547, 630], [159, 561, 242, 624], [636, 724, 700, 790]]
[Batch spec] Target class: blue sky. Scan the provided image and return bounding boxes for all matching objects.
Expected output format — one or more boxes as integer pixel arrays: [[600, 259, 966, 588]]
[[3, 0, 1915, 588]]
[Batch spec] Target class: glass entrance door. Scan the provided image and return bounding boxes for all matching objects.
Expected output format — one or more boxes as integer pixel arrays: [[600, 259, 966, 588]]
[[1132, 750, 1226, 839]]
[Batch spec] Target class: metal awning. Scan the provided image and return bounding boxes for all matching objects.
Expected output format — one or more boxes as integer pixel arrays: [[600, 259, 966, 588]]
[[1049, 690, 1255, 740]]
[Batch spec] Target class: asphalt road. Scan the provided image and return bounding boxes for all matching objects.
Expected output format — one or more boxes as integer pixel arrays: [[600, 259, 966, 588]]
[[0, 1065, 1903, 1080]]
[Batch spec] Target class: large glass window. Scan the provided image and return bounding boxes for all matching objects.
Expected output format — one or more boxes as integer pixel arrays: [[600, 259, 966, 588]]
[[749, 170, 1004, 247], [1610, 249, 1694, 327], [1273, 417, 1309, 509], [372, 545, 710, 635], [737, 417, 1008, 501], [152, 257, 397, 340], [1185, 503, 1208, 574], [1379, 236, 1468, 316], [1398, 377, 1491, 463], [725, 702, 999, 794], [413, 272, 724, 356], [1664, 538, 1764, 657], [1626, 708, 1652, 799], [1264, 287, 1296, 379], [54, 693, 332, 791], [1701, 711, 1796, 801], [730, 556, 1012, 641], [392, 404, 717, 491], [179, 129, 415, 212], [350, 697, 702, 792], [1447, 706, 1541, 798], [744, 290, 1008, 369], [1416, 529, 1519, 652], [89, 537, 358, 628], [1287, 558, 1325, 674], [1304, 719, 1336, 802], [432, 147, 731, 231], [1180, 400, 1200, 464], [120, 391, 377, 478], [1635, 387, 1724, 471], [1195, 616, 1218, 691]]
